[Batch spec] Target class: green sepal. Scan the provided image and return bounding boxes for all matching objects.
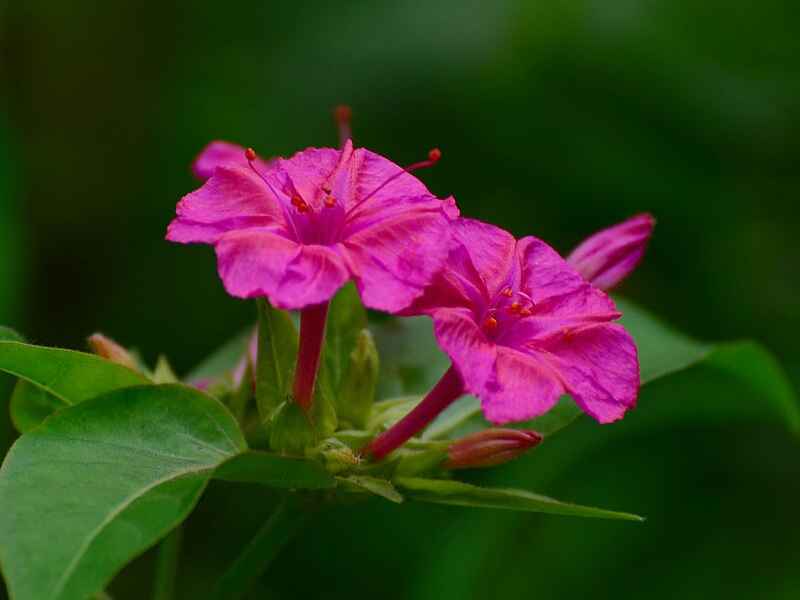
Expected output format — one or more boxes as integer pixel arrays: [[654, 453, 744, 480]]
[[269, 400, 316, 456], [335, 328, 379, 428], [255, 299, 297, 426], [152, 355, 179, 384]]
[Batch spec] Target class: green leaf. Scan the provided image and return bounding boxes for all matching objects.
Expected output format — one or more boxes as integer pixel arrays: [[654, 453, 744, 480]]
[[0, 384, 246, 600], [337, 475, 404, 503], [215, 449, 335, 489], [0, 340, 149, 406], [0, 326, 24, 343], [395, 477, 643, 521], [256, 299, 298, 424], [9, 378, 64, 432]]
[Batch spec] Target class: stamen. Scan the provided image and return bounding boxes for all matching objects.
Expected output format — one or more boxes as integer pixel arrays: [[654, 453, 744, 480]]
[[291, 194, 310, 213], [324, 195, 336, 208], [508, 302, 521, 315], [334, 104, 352, 148], [357, 147, 443, 205], [501, 287, 513, 298], [483, 316, 498, 333], [245, 147, 283, 201], [518, 307, 532, 317]]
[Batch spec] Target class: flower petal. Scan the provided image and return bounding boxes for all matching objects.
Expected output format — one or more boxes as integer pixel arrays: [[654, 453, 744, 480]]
[[539, 323, 639, 423], [166, 166, 288, 244], [215, 228, 349, 309], [431, 307, 497, 396], [517, 236, 619, 319], [192, 141, 271, 181], [567, 213, 655, 290], [341, 196, 452, 313], [277, 144, 348, 208], [480, 346, 564, 424]]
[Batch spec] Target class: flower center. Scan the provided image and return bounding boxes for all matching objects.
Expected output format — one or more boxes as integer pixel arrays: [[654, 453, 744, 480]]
[[481, 287, 536, 337]]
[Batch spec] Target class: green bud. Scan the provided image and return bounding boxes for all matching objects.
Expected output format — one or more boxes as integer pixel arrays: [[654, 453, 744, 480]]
[[335, 328, 379, 428], [269, 400, 316, 456]]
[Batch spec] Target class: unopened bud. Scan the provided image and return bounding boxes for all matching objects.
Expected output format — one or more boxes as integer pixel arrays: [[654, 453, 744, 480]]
[[566, 213, 655, 291], [87, 333, 139, 372], [335, 329, 379, 429], [445, 428, 542, 469]]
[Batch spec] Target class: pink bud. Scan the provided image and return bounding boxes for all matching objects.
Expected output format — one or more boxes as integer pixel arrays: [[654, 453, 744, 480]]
[[567, 213, 655, 291], [445, 428, 542, 470], [87, 333, 139, 371]]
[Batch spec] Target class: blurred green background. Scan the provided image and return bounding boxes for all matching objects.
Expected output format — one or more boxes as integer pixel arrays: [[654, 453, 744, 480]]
[[1, 1, 798, 598]]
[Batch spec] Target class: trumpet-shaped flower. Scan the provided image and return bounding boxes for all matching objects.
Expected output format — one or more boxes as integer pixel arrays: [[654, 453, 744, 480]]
[[368, 219, 639, 459], [167, 141, 455, 313]]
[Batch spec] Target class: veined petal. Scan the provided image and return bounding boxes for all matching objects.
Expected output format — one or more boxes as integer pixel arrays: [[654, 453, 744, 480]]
[[431, 307, 497, 396], [341, 196, 451, 313], [538, 323, 639, 423], [215, 228, 349, 309], [192, 141, 271, 181], [453, 219, 517, 297], [166, 166, 288, 244], [567, 213, 655, 290], [480, 346, 564, 424], [347, 147, 431, 211], [517, 236, 618, 318]]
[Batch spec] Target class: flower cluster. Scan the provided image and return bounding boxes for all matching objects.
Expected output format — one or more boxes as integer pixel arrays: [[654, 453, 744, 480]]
[[167, 108, 653, 462]]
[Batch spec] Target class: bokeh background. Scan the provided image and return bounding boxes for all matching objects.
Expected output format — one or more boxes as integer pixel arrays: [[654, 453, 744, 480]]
[[1, 1, 798, 598]]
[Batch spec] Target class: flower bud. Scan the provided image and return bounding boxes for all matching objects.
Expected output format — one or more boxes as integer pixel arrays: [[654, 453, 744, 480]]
[[445, 428, 542, 470], [87, 333, 139, 372], [335, 329, 379, 429], [269, 400, 316, 456], [566, 213, 655, 291]]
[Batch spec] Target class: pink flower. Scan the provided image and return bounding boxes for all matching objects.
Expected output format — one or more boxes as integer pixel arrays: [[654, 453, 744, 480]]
[[567, 214, 655, 291], [167, 141, 455, 313], [368, 219, 639, 459]]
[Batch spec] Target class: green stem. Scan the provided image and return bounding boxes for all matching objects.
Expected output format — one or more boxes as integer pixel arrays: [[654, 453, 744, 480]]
[[152, 525, 183, 600], [212, 496, 310, 600]]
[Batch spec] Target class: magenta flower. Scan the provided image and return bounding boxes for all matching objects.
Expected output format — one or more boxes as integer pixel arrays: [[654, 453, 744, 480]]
[[567, 213, 655, 291], [168, 139, 454, 410], [167, 140, 453, 313], [368, 218, 639, 459]]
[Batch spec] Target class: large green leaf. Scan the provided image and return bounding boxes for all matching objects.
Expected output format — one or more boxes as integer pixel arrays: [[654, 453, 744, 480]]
[[0, 340, 148, 405], [215, 449, 335, 489], [395, 477, 643, 520], [0, 384, 246, 600], [9, 378, 63, 432]]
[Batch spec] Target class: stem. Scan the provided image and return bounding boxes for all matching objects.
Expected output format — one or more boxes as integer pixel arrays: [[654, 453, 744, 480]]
[[292, 302, 329, 412], [212, 496, 311, 600], [367, 365, 465, 460], [152, 525, 183, 600]]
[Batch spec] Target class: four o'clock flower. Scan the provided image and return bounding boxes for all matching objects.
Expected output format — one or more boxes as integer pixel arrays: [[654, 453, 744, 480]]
[[366, 218, 640, 460], [167, 137, 455, 411], [567, 214, 655, 291]]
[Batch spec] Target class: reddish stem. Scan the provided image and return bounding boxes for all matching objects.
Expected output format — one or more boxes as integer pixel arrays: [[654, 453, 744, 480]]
[[292, 302, 330, 412], [366, 365, 464, 461]]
